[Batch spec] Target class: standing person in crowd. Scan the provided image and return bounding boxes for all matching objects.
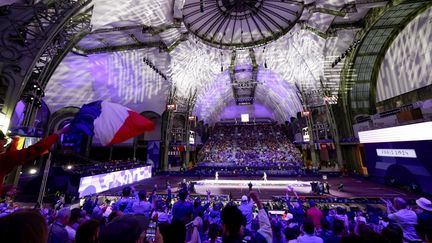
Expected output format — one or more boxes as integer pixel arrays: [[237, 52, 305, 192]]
[[221, 191, 272, 243], [307, 200, 323, 229], [193, 189, 211, 219], [238, 194, 254, 231], [132, 189, 152, 217], [296, 218, 324, 243], [414, 197, 432, 241], [382, 197, 421, 242], [48, 207, 71, 243], [325, 182, 330, 194], [116, 186, 136, 214], [285, 186, 304, 224], [0, 127, 69, 193], [172, 188, 194, 224]]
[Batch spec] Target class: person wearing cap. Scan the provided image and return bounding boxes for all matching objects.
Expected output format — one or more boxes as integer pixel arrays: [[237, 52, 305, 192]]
[[415, 197, 432, 241], [238, 194, 254, 231], [0, 127, 68, 194]]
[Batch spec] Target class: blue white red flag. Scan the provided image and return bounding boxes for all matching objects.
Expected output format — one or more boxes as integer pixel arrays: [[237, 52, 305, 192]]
[[71, 100, 155, 146]]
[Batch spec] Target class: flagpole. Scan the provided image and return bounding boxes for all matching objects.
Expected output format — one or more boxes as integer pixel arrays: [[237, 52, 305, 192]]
[[37, 152, 52, 207]]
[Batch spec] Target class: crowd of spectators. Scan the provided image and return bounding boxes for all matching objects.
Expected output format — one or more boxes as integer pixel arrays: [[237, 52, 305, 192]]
[[199, 123, 303, 166], [194, 161, 303, 177], [1, 183, 431, 243]]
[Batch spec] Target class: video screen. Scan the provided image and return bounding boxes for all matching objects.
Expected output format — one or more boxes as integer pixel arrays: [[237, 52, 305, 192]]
[[78, 166, 152, 197]]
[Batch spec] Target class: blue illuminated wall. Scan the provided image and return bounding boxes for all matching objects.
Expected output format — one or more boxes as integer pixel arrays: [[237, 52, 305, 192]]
[[363, 140, 432, 194]]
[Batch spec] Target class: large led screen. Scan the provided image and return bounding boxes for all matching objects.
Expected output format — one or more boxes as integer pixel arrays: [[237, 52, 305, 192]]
[[359, 122, 432, 194], [78, 166, 152, 197]]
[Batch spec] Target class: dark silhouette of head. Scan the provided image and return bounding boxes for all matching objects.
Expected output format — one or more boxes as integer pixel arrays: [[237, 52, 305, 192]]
[[0, 210, 48, 243], [221, 204, 244, 236], [302, 218, 315, 235], [76, 219, 100, 243], [122, 187, 132, 197]]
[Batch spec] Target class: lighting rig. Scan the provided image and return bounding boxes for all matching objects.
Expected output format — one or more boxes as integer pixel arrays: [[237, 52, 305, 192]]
[[331, 39, 361, 68]]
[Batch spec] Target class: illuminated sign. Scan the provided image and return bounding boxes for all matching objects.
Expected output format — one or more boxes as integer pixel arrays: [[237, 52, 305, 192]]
[[189, 131, 195, 144], [167, 104, 177, 111], [241, 114, 249, 122], [302, 127, 310, 142], [0, 112, 9, 134], [78, 166, 152, 197], [376, 149, 417, 158], [301, 111, 311, 117]]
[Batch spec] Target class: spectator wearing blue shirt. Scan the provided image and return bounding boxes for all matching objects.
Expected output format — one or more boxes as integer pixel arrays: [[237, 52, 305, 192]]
[[172, 188, 193, 224]]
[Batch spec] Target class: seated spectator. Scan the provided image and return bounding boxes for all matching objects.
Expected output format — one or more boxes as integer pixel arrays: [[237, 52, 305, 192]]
[[0, 210, 48, 243], [296, 218, 323, 243]]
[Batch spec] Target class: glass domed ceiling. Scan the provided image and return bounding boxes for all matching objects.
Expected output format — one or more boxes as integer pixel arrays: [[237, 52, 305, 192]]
[[183, 0, 304, 49]]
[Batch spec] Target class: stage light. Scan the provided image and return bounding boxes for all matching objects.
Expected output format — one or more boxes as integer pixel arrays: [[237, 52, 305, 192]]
[[66, 165, 73, 170], [29, 168, 37, 174], [0, 112, 9, 134]]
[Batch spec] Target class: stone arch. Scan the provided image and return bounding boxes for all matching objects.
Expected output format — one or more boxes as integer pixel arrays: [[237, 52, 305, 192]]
[[138, 111, 162, 141], [47, 106, 79, 134]]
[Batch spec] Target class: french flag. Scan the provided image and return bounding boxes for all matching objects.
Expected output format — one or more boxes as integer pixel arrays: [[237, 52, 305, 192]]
[[71, 100, 155, 146]]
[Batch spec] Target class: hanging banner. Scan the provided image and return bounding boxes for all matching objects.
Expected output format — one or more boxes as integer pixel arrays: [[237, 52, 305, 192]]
[[147, 141, 160, 169]]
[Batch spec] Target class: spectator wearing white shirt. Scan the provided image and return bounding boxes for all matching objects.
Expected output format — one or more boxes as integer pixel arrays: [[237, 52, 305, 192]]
[[382, 197, 421, 242], [238, 195, 254, 231]]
